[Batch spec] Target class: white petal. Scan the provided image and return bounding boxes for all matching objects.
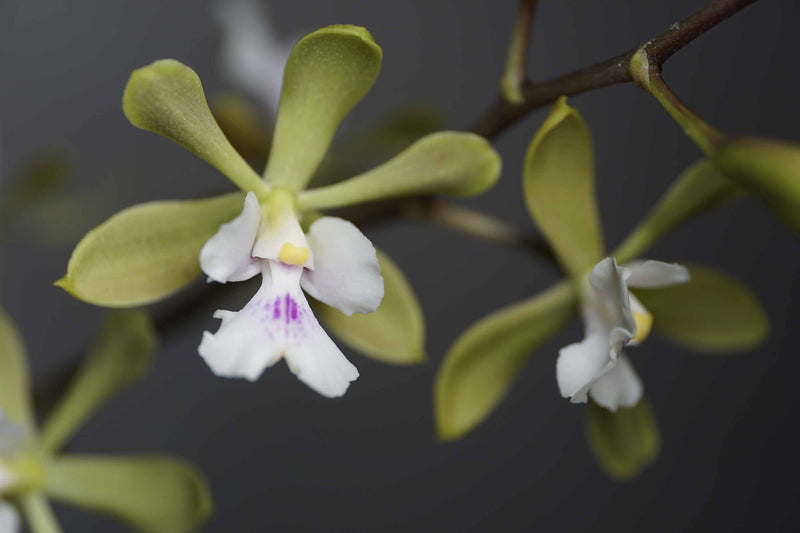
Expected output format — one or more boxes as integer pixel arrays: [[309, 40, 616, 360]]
[[300, 217, 384, 316], [626, 260, 690, 288], [589, 257, 636, 357], [198, 261, 357, 396], [557, 325, 613, 404], [589, 355, 643, 411], [252, 209, 314, 269], [214, 0, 292, 118], [0, 502, 19, 533], [200, 192, 261, 283]]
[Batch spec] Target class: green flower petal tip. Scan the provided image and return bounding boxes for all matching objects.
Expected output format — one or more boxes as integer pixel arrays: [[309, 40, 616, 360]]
[[586, 400, 660, 481], [123, 59, 265, 193], [265, 25, 383, 190], [715, 137, 800, 233], [316, 251, 426, 365], [434, 282, 576, 442], [60, 193, 244, 308], [299, 132, 501, 211], [523, 96, 604, 278]]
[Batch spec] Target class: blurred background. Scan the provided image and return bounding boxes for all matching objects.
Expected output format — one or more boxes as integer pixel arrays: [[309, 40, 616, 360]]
[[1, 0, 800, 531]]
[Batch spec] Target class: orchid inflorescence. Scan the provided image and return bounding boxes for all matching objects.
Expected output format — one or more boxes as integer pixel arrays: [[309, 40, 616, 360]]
[[1, 0, 798, 529]]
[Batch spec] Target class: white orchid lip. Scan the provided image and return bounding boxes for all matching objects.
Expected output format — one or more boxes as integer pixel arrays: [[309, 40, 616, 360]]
[[198, 192, 384, 397], [556, 257, 689, 411]]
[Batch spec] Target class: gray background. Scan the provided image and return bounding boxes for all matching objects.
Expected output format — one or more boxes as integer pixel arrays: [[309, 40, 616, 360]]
[[2, 0, 800, 531]]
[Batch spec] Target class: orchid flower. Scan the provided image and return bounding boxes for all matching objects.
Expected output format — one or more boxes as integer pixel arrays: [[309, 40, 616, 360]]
[[215, 0, 294, 120], [0, 308, 212, 532], [557, 257, 689, 411], [59, 25, 500, 396]]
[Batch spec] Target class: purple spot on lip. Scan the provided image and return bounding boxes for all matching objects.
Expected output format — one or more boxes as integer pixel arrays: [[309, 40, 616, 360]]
[[273, 297, 281, 319], [291, 299, 298, 321], [284, 294, 291, 324]]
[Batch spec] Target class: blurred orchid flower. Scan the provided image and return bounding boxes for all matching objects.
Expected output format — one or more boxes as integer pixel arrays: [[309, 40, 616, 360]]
[[557, 258, 689, 411]]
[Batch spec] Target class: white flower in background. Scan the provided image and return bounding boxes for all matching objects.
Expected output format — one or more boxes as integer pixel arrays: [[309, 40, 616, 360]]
[[0, 411, 24, 533], [198, 192, 384, 397], [557, 257, 689, 411], [215, 0, 295, 119]]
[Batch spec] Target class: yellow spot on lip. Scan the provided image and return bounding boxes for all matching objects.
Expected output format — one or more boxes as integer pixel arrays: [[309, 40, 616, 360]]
[[279, 243, 309, 265], [632, 310, 653, 344]]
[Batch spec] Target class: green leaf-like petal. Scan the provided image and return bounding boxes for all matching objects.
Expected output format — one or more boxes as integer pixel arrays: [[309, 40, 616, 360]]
[[523, 97, 604, 277], [434, 282, 577, 441], [0, 307, 34, 427], [585, 399, 660, 481], [613, 160, 741, 263], [123, 59, 267, 194], [264, 25, 382, 190], [715, 137, 800, 233], [40, 311, 157, 453], [315, 250, 425, 365], [57, 192, 244, 307], [45, 455, 213, 533], [21, 493, 63, 533], [298, 132, 501, 211], [634, 264, 769, 353]]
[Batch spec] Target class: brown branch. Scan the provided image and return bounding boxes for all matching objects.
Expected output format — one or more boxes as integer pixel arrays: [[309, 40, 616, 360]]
[[470, 0, 760, 138]]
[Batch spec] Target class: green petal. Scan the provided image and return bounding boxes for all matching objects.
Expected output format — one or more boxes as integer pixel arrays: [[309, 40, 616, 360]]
[[634, 264, 769, 353], [523, 97, 604, 277], [315, 250, 425, 365], [57, 192, 244, 307], [0, 307, 34, 427], [44, 455, 212, 533], [298, 132, 501, 211], [40, 311, 157, 453], [585, 399, 660, 481], [715, 137, 800, 233], [123, 60, 267, 194], [21, 494, 63, 533], [264, 25, 382, 190], [434, 282, 576, 441], [613, 160, 741, 263]]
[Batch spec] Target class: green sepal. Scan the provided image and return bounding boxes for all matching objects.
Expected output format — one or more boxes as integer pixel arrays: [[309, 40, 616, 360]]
[[613, 160, 741, 263], [715, 137, 800, 233], [634, 264, 769, 353], [523, 97, 604, 277], [40, 311, 157, 453], [123, 59, 267, 194], [585, 399, 660, 481], [44, 455, 213, 533], [299, 132, 501, 211], [264, 25, 382, 190], [21, 493, 63, 533], [0, 307, 35, 428], [315, 250, 425, 365], [57, 192, 245, 307], [434, 282, 576, 441]]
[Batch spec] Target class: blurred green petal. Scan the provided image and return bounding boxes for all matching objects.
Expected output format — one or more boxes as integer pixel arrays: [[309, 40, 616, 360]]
[[316, 250, 425, 365], [0, 307, 34, 427], [523, 97, 604, 277], [435, 282, 576, 441], [634, 264, 769, 353], [614, 160, 741, 263], [264, 25, 382, 190], [21, 493, 62, 533], [586, 399, 660, 481], [41, 311, 156, 453], [123, 59, 267, 194], [715, 137, 800, 233], [299, 132, 501, 211], [3, 150, 71, 214], [212, 94, 270, 163], [57, 192, 244, 307], [45, 455, 212, 533]]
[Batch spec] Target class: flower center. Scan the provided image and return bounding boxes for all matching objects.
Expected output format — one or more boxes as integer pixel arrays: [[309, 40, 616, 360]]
[[279, 243, 310, 265]]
